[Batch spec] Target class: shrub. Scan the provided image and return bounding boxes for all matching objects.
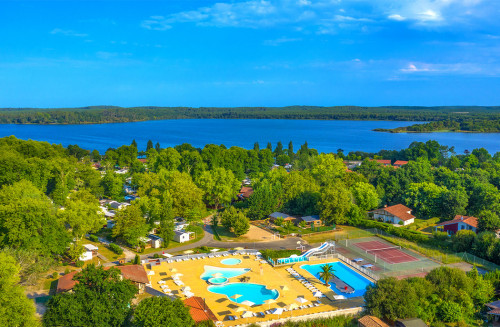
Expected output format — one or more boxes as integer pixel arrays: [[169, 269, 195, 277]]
[[88, 235, 98, 242], [109, 243, 123, 255], [64, 268, 70, 275], [51, 272, 59, 279], [75, 260, 84, 267], [260, 249, 301, 260]]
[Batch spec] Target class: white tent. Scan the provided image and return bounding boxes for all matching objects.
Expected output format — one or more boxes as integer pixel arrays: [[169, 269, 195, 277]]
[[296, 297, 308, 304], [162, 253, 173, 258], [313, 291, 324, 298], [272, 308, 284, 315], [210, 248, 220, 252], [240, 300, 255, 307], [241, 311, 254, 318]]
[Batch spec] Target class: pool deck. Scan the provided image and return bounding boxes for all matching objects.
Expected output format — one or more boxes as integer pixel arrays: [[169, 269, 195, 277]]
[[145, 255, 368, 326]]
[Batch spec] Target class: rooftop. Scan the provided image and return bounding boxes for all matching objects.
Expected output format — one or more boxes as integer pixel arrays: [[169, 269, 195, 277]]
[[183, 296, 218, 323], [301, 215, 321, 222], [270, 212, 289, 219], [435, 215, 478, 228], [371, 204, 415, 221], [358, 315, 390, 327]]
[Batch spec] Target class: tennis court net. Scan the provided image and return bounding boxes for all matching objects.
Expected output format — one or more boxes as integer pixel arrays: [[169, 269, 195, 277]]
[[365, 246, 402, 255]]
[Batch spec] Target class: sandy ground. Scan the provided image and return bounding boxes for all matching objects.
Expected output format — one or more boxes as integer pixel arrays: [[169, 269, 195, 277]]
[[145, 255, 362, 326], [237, 225, 276, 242]]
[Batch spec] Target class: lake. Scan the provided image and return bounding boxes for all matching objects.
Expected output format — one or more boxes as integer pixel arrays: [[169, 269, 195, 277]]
[[0, 119, 498, 154]]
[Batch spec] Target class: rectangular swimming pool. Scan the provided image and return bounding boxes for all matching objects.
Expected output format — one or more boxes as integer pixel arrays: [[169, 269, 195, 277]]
[[300, 261, 373, 298]]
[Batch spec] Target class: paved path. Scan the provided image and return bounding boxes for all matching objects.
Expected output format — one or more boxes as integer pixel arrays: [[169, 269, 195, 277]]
[[140, 224, 308, 260]]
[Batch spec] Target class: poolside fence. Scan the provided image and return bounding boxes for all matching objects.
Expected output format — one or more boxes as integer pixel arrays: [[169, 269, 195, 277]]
[[142, 249, 262, 266]]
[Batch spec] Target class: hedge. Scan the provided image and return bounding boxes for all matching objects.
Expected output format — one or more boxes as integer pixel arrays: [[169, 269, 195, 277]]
[[260, 249, 301, 260], [109, 243, 123, 255]]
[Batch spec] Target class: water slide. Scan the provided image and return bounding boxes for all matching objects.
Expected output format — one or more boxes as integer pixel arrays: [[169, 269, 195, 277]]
[[300, 241, 335, 258]]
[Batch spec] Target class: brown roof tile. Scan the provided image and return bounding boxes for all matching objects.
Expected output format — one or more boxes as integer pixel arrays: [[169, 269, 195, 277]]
[[358, 315, 390, 327], [371, 204, 415, 221], [394, 160, 409, 166], [183, 296, 218, 323], [56, 270, 80, 293], [239, 187, 254, 198], [56, 265, 148, 293], [114, 265, 149, 284], [435, 215, 478, 228]]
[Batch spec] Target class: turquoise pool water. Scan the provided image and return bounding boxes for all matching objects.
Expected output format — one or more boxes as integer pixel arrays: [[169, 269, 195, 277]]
[[208, 277, 228, 284], [221, 258, 242, 265], [208, 283, 279, 305], [200, 266, 250, 281], [300, 261, 373, 298]]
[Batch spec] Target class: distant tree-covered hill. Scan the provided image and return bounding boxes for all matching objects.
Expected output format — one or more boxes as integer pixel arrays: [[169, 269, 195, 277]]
[[1, 105, 499, 132]]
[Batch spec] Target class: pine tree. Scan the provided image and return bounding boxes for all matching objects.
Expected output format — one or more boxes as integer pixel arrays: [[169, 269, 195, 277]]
[[146, 140, 154, 151], [155, 142, 161, 151], [253, 142, 260, 152]]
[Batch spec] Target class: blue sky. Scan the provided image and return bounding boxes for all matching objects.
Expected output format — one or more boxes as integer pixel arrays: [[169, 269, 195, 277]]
[[1, 0, 500, 107]]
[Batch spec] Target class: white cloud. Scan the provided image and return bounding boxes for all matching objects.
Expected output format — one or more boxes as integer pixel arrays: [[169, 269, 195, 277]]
[[50, 28, 87, 37], [264, 37, 302, 46], [388, 14, 406, 21], [140, 0, 495, 32], [399, 62, 488, 75], [141, 16, 172, 31]]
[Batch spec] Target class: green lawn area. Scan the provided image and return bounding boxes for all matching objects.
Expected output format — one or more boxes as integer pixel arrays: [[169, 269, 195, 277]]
[[131, 225, 205, 255], [83, 238, 122, 262]]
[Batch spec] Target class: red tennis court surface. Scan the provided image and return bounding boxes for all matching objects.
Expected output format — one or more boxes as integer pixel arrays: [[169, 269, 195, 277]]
[[354, 240, 419, 264]]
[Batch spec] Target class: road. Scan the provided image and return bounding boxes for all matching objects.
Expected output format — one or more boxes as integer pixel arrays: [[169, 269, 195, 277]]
[[140, 224, 309, 260]]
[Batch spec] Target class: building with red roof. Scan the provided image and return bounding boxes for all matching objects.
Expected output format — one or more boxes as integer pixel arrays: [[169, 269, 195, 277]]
[[393, 160, 409, 168], [358, 315, 390, 327], [435, 215, 478, 235], [56, 265, 149, 294], [183, 296, 218, 324], [369, 204, 415, 226]]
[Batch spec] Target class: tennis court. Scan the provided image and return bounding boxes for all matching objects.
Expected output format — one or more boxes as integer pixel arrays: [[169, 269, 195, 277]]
[[354, 240, 419, 264]]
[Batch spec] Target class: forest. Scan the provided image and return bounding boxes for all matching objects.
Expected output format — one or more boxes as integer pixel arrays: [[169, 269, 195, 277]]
[[1, 105, 500, 132], [0, 136, 500, 326]]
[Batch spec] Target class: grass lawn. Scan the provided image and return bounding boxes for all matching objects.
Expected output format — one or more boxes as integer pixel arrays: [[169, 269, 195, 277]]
[[303, 225, 374, 244], [83, 238, 122, 262], [132, 225, 205, 255]]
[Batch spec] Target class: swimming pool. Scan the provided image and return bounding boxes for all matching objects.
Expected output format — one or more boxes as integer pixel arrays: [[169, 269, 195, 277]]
[[208, 277, 228, 285], [221, 258, 242, 265], [300, 261, 373, 298], [200, 266, 250, 281], [208, 283, 279, 305]]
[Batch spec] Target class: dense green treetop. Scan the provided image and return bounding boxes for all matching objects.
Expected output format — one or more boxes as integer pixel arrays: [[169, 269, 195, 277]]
[[43, 265, 137, 327], [0, 252, 39, 327]]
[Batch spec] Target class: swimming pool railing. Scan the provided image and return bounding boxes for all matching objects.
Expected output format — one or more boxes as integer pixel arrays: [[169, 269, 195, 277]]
[[331, 253, 380, 281]]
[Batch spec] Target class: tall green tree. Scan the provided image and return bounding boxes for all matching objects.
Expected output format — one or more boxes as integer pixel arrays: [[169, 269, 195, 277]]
[[0, 252, 39, 327], [197, 168, 240, 210], [101, 171, 123, 199], [146, 140, 153, 151], [319, 181, 352, 225], [43, 265, 137, 327], [351, 182, 379, 211], [131, 297, 194, 327], [61, 190, 104, 240], [478, 210, 500, 232], [0, 180, 69, 255], [112, 205, 149, 247]]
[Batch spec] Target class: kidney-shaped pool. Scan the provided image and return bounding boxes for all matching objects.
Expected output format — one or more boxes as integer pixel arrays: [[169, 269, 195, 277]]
[[208, 283, 279, 305]]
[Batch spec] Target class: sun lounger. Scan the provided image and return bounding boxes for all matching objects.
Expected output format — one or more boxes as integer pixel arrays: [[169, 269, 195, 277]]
[[361, 264, 374, 268]]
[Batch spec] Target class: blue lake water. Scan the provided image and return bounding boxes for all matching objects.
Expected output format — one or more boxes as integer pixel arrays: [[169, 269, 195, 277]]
[[300, 261, 373, 298], [0, 119, 498, 154]]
